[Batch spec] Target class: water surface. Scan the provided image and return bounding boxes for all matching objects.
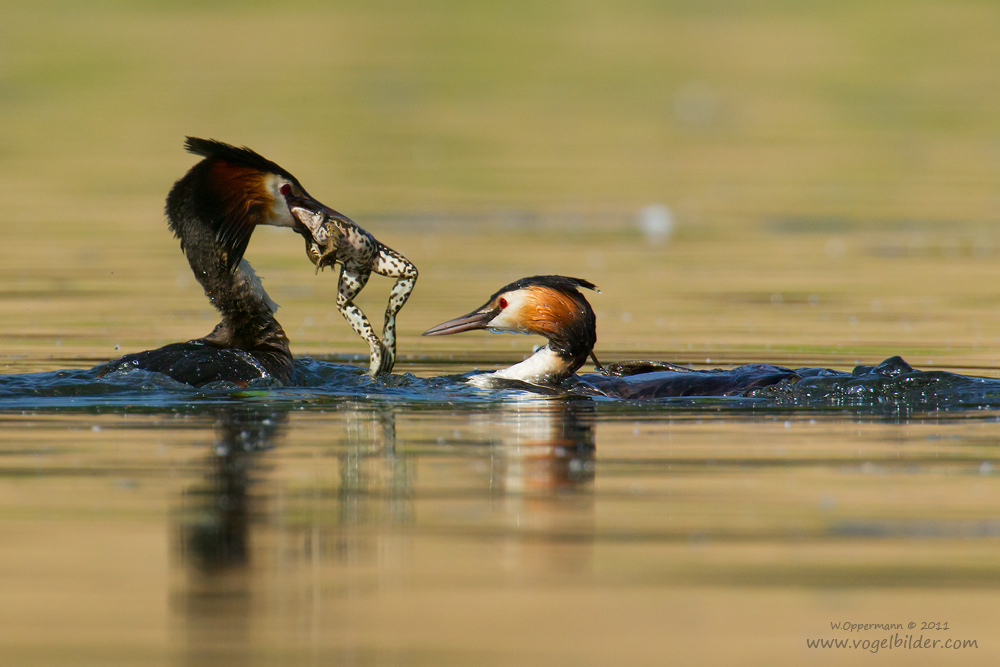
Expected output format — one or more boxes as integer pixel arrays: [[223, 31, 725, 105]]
[[2, 346, 1000, 665], [4, 1, 1000, 664]]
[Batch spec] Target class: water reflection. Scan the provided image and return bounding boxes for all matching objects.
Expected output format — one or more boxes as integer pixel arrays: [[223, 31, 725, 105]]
[[178, 406, 289, 574], [174, 405, 289, 665], [478, 398, 596, 494], [336, 401, 413, 532], [172, 397, 597, 661], [473, 399, 597, 580]]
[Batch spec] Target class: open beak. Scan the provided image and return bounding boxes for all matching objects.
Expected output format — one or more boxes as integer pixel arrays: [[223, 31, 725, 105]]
[[282, 192, 355, 245], [283, 192, 323, 215], [422, 307, 498, 336], [283, 192, 327, 239]]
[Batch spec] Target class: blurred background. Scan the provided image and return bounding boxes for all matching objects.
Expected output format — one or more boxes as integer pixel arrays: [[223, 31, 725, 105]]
[[3, 0, 1000, 370], [4, 3, 1000, 666]]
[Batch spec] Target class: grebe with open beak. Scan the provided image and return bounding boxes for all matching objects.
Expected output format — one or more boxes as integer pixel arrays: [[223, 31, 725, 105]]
[[423, 275, 799, 398], [100, 138, 327, 387]]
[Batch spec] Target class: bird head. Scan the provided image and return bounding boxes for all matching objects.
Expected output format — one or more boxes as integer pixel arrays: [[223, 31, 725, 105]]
[[166, 137, 321, 270], [423, 275, 598, 366]]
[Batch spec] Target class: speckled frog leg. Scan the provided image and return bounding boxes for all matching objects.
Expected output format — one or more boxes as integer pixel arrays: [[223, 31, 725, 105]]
[[336, 266, 390, 377], [303, 211, 413, 377], [372, 244, 418, 371]]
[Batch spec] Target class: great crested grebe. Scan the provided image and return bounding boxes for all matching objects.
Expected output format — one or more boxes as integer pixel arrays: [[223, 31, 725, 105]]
[[284, 193, 417, 377], [422, 275, 799, 398], [100, 137, 326, 387]]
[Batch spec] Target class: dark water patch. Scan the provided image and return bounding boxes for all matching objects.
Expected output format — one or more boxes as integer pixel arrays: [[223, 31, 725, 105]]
[[768, 216, 992, 236], [753, 356, 1000, 414], [831, 518, 1000, 539], [768, 215, 854, 235], [4, 355, 1000, 418], [0, 358, 537, 412]]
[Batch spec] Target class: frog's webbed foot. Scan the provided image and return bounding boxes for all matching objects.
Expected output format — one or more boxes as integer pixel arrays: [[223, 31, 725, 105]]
[[367, 337, 394, 377]]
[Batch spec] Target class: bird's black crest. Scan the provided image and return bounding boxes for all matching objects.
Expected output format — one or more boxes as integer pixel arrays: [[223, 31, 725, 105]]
[[489, 275, 598, 302], [184, 137, 301, 185]]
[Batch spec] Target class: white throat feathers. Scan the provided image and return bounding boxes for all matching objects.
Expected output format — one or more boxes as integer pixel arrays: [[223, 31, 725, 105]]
[[236, 259, 279, 314]]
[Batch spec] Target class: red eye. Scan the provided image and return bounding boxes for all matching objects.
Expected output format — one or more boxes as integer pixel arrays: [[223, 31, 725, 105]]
[[498, 297, 508, 309], [279, 183, 292, 196]]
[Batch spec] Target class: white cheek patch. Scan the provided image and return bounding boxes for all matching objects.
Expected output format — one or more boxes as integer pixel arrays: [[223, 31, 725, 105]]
[[488, 291, 531, 332], [261, 175, 297, 228]]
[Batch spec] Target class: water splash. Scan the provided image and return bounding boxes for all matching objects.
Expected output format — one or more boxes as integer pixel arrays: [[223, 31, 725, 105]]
[[2, 355, 1000, 416], [751, 356, 1000, 413]]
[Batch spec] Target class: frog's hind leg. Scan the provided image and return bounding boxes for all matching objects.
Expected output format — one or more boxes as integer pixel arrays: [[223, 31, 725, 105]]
[[336, 267, 390, 377], [372, 245, 418, 370]]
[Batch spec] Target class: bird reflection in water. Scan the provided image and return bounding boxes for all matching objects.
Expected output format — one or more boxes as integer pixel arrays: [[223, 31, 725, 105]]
[[171, 398, 597, 661], [485, 397, 596, 493], [177, 407, 288, 573], [173, 404, 289, 665], [476, 398, 597, 578]]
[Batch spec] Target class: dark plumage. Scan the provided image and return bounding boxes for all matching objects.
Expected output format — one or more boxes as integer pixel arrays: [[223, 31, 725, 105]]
[[424, 274, 799, 397], [99, 138, 300, 387]]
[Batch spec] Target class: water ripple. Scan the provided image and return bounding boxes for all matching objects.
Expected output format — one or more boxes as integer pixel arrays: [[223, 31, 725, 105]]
[[2, 355, 1000, 416]]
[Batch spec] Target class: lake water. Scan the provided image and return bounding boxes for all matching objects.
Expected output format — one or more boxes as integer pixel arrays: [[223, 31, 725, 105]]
[[4, 1, 1000, 664], [3, 217, 1000, 666]]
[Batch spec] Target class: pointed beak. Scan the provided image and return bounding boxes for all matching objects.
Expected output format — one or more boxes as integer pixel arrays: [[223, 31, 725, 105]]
[[283, 192, 327, 235], [422, 308, 497, 336], [283, 191, 330, 215], [282, 192, 355, 247], [283, 192, 322, 214]]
